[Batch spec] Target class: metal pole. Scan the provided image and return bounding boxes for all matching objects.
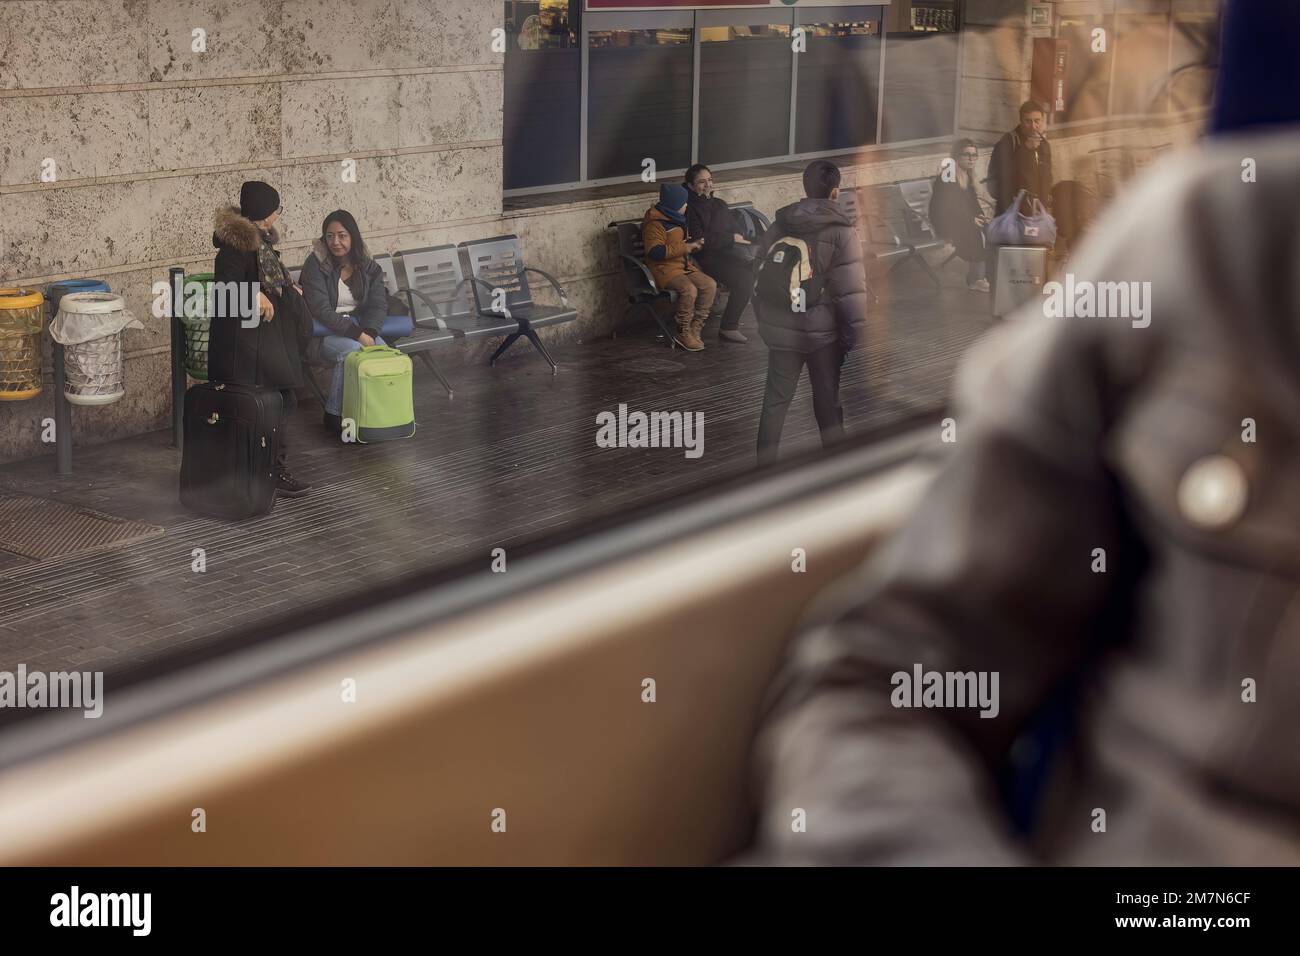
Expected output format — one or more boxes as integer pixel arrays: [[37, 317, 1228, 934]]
[[690, 13, 701, 165], [52, 342, 72, 476], [169, 267, 186, 450]]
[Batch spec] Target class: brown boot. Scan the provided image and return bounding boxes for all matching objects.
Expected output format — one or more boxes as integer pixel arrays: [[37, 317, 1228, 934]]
[[689, 314, 708, 350], [674, 319, 703, 352]]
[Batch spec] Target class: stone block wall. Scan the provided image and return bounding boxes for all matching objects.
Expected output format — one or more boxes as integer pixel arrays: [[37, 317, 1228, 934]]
[[0, 0, 501, 464]]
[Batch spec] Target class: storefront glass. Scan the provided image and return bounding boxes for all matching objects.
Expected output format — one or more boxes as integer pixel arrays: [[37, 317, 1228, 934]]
[[504, 1, 582, 189]]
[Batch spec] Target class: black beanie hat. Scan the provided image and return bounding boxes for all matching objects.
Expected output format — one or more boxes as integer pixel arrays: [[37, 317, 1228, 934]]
[[239, 181, 280, 221]]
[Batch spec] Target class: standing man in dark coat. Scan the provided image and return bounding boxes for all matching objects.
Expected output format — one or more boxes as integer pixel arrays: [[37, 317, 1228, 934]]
[[209, 180, 311, 497], [989, 100, 1054, 215], [685, 164, 755, 344], [754, 160, 867, 465]]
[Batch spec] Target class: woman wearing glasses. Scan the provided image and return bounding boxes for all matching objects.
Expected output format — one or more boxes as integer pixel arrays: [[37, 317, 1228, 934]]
[[929, 139, 992, 293]]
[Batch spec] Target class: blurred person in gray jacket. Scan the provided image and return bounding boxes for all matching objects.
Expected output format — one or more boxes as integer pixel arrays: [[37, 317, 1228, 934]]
[[745, 0, 1300, 865]]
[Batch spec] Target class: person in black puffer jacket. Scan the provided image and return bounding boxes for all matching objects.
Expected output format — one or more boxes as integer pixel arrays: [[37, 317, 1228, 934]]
[[210, 180, 312, 498], [754, 160, 868, 465]]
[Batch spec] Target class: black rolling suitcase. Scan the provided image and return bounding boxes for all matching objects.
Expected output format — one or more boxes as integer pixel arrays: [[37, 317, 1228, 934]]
[[180, 383, 283, 519]]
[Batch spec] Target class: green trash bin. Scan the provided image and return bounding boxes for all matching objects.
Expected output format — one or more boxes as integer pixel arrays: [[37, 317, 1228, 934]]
[[180, 273, 214, 381]]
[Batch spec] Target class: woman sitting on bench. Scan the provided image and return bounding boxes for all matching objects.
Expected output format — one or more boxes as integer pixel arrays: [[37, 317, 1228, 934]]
[[929, 139, 991, 293], [299, 209, 389, 431]]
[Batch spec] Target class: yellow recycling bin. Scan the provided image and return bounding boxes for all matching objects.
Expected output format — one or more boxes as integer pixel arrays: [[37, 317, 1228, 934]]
[[0, 288, 46, 401]]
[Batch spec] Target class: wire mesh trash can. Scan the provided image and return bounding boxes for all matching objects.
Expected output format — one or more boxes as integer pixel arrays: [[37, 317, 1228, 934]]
[[179, 272, 214, 381], [47, 292, 144, 406], [0, 288, 46, 401]]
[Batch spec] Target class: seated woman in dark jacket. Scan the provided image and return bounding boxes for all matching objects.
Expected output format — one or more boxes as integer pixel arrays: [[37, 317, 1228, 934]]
[[929, 139, 991, 293], [299, 210, 389, 431], [685, 164, 754, 343]]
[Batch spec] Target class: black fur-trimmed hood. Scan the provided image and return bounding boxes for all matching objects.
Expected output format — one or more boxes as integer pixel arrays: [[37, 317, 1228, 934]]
[[213, 205, 278, 252]]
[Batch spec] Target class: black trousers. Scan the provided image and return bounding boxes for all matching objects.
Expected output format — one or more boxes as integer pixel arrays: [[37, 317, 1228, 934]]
[[696, 253, 753, 331], [276, 387, 297, 469], [756, 342, 846, 465]]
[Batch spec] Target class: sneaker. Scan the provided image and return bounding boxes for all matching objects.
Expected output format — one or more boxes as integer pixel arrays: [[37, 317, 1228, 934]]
[[322, 411, 343, 434], [718, 328, 748, 344], [967, 278, 991, 293], [276, 470, 312, 499]]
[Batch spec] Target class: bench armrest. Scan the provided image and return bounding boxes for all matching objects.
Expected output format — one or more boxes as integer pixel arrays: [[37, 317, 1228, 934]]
[[521, 267, 569, 307], [619, 254, 660, 293], [453, 276, 513, 321], [394, 287, 451, 332]]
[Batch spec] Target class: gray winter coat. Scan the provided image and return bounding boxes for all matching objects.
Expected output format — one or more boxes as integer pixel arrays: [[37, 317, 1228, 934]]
[[755, 198, 868, 354], [746, 130, 1300, 865]]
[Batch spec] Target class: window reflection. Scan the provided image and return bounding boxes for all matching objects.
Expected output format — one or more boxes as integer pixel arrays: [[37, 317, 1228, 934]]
[[796, 16, 884, 154], [588, 26, 695, 179], [700, 24, 793, 164]]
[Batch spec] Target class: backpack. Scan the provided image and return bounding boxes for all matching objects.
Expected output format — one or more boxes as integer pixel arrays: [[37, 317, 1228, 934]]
[[755, 236, 825, 315], [341, 346, 416, 443]]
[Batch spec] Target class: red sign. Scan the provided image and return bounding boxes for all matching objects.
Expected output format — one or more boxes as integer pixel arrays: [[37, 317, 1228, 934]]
[[585, 1, 853, 7], [587, 1, 762, 7]]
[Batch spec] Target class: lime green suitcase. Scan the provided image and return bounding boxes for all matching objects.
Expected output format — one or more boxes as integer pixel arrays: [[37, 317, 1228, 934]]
[[341, 345, 416, 443]]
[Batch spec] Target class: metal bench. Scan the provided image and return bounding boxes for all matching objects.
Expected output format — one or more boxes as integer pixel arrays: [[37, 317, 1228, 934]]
[[844, 182, 948, 291], [459, 235, 576, 373], [898, 178, 965, 272], [608, 218, 678, 345], [608, 197, 772, 345]]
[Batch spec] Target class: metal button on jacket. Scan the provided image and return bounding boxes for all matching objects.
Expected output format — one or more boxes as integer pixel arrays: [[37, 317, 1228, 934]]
[[1177, 454, 1249, 530]]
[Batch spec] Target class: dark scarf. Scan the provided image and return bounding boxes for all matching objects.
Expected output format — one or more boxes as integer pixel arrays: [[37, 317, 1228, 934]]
[[255, 226, 292, 293], [654, 203, 687, 229]]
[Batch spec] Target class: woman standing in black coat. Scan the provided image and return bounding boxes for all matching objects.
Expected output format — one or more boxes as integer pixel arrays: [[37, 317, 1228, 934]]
[[929, 139, 991, 293], [209, 180, 311, 497]]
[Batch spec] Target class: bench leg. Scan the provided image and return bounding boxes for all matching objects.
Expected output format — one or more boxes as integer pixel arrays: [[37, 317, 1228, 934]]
[[644, 303, 675, 346], [416, 351, 454, 400], [887, 250, 942, 289], [886, 254, 913, 278], [489, 332, 521, 366], [523, 328, 559, 374], [914, 251, 943, 288], [303, 363, 328, 408]]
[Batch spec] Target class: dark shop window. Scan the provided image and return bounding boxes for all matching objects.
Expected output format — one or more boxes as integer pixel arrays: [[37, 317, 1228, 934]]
[[880, 0, 960, 143], [698, 22, 794, 165], [794, 12, 884, 154], [503, 1, 582, 189], [587, 23, 694, 181]]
